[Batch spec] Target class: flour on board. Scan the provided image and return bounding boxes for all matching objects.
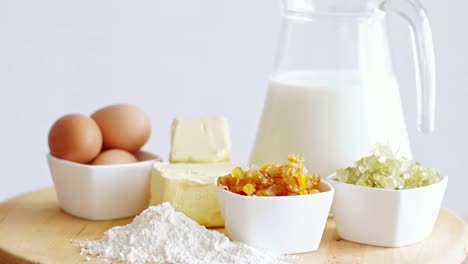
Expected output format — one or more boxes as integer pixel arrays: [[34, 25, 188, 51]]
[[77, 203, 293, 264]]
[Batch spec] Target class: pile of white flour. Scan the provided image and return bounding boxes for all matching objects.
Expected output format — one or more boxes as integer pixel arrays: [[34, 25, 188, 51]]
[[77, 203, 293, 264]]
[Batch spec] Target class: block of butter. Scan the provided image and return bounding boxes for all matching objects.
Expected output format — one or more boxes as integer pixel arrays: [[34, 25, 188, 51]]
[[150, 162, 240, 227], [170, 116, 231, 163]]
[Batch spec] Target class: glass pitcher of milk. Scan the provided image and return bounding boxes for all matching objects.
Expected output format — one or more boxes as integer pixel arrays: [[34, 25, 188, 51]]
[[251, 0, 436, 176]]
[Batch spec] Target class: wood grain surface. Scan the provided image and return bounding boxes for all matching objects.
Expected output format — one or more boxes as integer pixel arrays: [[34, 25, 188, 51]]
[[0, 188, 467, 264]]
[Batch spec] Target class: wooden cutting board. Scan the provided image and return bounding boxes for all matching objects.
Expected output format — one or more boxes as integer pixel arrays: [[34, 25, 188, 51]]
[[0, 188, 467, 264]]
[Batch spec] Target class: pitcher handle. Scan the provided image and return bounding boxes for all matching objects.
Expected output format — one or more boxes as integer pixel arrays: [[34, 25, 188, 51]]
[[385, 0, 436, 133]]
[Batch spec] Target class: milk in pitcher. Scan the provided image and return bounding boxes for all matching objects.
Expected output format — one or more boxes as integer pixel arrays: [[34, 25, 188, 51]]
[[250, 70, 412, 176]]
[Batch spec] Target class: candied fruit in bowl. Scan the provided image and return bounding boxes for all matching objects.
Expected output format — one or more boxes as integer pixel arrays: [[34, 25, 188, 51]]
[[217, 154, 321, 196], [215, 155, 334, 254]]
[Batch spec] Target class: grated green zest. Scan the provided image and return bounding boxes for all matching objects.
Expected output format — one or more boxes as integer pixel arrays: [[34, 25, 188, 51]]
[[336, 144, 443, 190]]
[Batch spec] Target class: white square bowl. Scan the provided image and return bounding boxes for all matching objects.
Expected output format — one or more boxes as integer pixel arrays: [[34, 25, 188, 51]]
[[328, 173, 448, 247], [216, 181, 334, 254], [47, 151, 161, 220]]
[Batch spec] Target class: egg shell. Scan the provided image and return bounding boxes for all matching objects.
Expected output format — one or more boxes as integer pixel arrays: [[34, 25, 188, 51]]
[[91, 104, 151, 152], [48, 114, 103, 164], [91, 149, 138, 165]]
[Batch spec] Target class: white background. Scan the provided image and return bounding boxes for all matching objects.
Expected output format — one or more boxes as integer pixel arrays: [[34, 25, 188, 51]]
[[0, 0, 467, 220]]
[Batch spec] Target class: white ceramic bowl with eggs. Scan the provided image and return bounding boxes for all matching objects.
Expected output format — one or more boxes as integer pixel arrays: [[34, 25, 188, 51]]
[[47, 151, 161, 220], [216, 180, 334, 254], [327, 173, 448, 247]]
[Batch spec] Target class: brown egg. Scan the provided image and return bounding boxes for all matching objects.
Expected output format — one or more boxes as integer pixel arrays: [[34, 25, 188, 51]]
[[91, 104, 151, 152], [48, 114, 102, 163], [91, 149, 138, 165]]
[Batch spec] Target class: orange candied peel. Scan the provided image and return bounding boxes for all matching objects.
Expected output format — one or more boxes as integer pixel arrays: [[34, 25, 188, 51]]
[[217, 155, 321, 196]]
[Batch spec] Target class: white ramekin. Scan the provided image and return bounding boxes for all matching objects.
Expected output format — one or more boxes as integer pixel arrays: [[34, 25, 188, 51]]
[[328, 173, 448, 247], [216, 180, 334, 254], [47, 151, 161, 220]]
